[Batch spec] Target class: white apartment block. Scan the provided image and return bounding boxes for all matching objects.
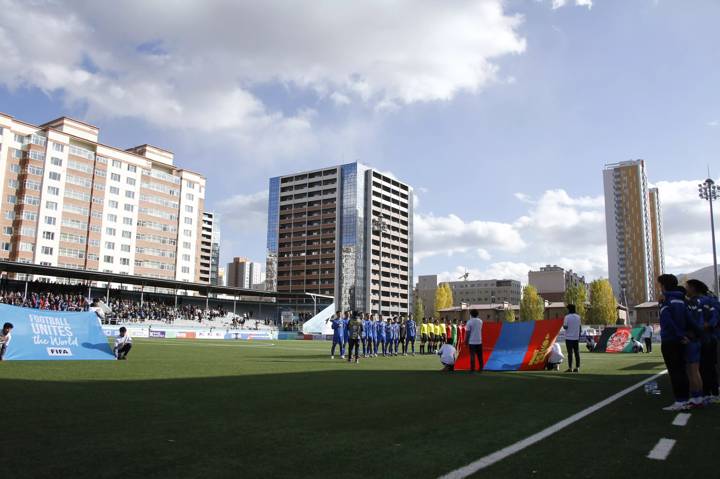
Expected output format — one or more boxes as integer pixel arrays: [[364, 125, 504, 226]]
[[0, 113, 208, 283]]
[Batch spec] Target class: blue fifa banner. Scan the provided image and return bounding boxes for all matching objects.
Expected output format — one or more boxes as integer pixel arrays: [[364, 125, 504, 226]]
[[2, 304, 115, 360]]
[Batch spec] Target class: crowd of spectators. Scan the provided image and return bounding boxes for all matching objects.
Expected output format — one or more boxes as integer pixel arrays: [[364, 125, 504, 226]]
[[0, 290, 90, 311], [104, 299, 228, 324]]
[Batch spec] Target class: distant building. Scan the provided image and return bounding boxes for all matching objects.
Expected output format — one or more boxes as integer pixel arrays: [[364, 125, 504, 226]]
[[200, 212, 220, 285], [603, 160, 665, 306], [0, 113, 207, 282], [217, 267, 226, 287], [528, 265, 587, 302], [415, 275, 522, 316], [266, 162, 413, 315], [227, 257, 262, 289]]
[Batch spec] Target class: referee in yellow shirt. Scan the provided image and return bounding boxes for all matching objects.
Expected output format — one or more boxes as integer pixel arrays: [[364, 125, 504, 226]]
[[420, 321, 429, 354]]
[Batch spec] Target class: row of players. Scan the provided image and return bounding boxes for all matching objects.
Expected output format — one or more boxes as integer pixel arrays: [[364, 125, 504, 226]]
[[326, 311, 467, 362]]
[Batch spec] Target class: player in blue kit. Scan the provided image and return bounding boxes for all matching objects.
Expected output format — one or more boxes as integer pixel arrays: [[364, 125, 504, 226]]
[[376, 316, 387, 356], [385, 318, 394, 356], [392, 318, 400, 356], [326, 311, 345, 359], [342, 311, 350, 351], [362, 313, 373, 358], [405, 316, 417, 356]]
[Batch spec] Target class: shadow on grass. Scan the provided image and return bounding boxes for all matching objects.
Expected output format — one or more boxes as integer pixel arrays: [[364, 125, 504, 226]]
[[621, 361, 665, 371], [0, 369, 660, 479]]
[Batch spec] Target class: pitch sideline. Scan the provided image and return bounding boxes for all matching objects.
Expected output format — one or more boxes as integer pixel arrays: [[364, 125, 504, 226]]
[[438, 370, 668, 479]]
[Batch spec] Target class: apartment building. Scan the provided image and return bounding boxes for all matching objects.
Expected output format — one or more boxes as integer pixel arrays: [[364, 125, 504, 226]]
[[0, 113, 207, 282], [416, 275, 522, 315], [603, 160, 664, 306], [266, 162, 413, 315], [200, 211, 221, 285], [528, 265, 588, 302], [227, 257, 262, 289]]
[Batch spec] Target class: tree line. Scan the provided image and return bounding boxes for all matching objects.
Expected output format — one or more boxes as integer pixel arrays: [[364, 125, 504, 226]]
[[416, 279, 618, 325]]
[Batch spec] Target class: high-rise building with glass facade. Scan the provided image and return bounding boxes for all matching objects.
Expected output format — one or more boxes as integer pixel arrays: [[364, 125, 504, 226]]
[[266, 162, 413, 315], [603, 160, 664, 306]]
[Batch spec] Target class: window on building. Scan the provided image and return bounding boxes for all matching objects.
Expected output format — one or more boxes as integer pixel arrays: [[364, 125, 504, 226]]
[[184, 217, 193, 225], [182, 266, 190, 274], [124, 204, 134, 212], [126, 177, 136, 186], [125, 191, 135, 199], [127, 164, 137, 173], [105, 242, 115, 250], [121, 244, 131, 252], [123, 217, 132, 225], [109, 186, 119, 195], [182, 254, 191, 261], [112, 160, 121, 168], [122, 230, 132, 239], [41, 246, 53, 255], [51, 157, 63, 166], [106, 227, 116, 236], [107, 214, 117, 223], [48, 172, 61, 181], [53, 143, 64, 153], [186, 193, 194, 201], [183, 242, 191, 249], [104, 255, 114, 263], [120, 257, 130, 266], [185, 205, 194, 213], [109, 200, 118, 208], [42, 231, 55, 240], [2, 226, 12, 236], [44, 216, 56, 225]]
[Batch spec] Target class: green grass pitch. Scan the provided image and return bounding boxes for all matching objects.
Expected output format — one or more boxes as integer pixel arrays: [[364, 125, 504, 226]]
[[0, 340, 717, 479]]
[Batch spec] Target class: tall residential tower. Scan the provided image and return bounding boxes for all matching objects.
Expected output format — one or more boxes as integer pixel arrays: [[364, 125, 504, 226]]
[[603, 160, 664, 306], [0, 113, 208, 282], [266, 162, 413, 315]]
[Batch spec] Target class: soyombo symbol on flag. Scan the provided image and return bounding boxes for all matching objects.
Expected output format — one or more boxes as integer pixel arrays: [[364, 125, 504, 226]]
[[455, 319, 563, 371], [1, 303, 115, 360]]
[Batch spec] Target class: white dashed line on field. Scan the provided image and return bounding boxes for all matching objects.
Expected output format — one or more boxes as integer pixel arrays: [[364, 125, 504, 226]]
[[672, 413, 691, 427], [437, 370, 668, 479], [647, 438, 676, 461]]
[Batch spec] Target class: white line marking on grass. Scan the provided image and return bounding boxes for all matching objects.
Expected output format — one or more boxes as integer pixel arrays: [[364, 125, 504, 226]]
[[647, 438, 676, 460], [671, 413, 691, 427], [438, 370, 668, 479]]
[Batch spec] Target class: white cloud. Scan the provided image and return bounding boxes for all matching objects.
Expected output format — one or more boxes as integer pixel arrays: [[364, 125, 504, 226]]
[[0, 0, 526, 134], [552, 0, 593, 9], [414, 213, 526, 263], [215, 191, 269, 233], [416, 179, 719, 284]]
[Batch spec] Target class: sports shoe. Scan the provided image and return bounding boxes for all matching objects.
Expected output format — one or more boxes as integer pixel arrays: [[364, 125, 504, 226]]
[[573, 368, 579, 373], [662, 401, 689, 411], [330, 355, 334, 359], [355, 359, 359, 364], [564, 369, 573, 373]]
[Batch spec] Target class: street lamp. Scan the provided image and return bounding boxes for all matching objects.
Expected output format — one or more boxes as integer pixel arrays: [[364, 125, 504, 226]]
[[372, 218, 388, 318], [699, 178, 719, 295]]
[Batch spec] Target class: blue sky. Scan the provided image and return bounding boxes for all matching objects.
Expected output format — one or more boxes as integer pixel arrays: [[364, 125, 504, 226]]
[[1, 0, 718, 283]]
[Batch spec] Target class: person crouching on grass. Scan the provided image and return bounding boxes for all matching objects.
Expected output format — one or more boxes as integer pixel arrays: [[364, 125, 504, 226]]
[[438, 338, 457, 372], [114, 326, 133, 360], [0, 322, 13, 361]]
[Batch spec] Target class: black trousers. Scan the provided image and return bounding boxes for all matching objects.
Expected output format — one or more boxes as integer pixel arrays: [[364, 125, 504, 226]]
[[0, 344, 7, 360], [644, 338, 652, 353], [700, 339, 719, 396], [117, 343, 132, 358], [347, 339, 360, 360], [661, 341, 689, 402], [469, 344, 483, 372], [566, 340, 580, 369]]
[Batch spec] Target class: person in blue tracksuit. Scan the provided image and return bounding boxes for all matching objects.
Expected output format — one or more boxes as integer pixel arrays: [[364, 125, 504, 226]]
[[342, 311, 350, 350], [406, 316, 417, 355], [384, 318, 394, 356], [362, 313, 372, 358], [657, 274, 690, 411], [686, 279, 719, 403], [377, 316, 388, 356], [392, 318, 400, 356], [327, 311, 345, 359]]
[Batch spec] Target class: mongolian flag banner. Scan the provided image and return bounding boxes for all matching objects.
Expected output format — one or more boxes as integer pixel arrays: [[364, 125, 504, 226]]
[[455, 319, 563, 371]]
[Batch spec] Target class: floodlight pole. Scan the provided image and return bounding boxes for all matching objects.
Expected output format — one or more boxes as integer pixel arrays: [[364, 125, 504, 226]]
[[699, 178, 719, 296]]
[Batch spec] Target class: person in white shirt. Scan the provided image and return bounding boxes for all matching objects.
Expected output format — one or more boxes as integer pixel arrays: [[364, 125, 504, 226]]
[[546, 341, 565, 371], [641, 323, 654, 353], [563, 304, 582, 373], [438, 341, 457, 372], [114, 327, 133, 360], [465, 309, 484, 373], [90, 298, 106, 323], [0, 322, 13, 361]]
